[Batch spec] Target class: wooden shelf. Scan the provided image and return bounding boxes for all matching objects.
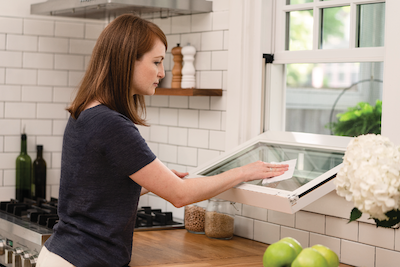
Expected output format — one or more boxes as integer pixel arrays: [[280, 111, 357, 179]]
[[154, 88, 222, 96]]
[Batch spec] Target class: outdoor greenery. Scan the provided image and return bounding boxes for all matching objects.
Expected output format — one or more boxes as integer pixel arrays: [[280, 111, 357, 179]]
[[326, 100, 382, 137]]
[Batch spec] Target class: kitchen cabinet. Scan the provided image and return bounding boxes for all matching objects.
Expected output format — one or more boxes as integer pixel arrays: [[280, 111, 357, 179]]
[[130, 229, 352, 266], [154, 88, 222, 96]]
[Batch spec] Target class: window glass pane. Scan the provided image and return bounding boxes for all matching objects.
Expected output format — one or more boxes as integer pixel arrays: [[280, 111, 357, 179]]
[[358, 3, 385, 47], [286, 10, 313, 51], [285, 62, 383, 136], [286, 0, 313, 4], [321, 6, 350, 49]]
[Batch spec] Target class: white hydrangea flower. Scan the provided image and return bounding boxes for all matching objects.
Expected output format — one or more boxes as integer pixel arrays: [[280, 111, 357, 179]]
[[335, 134, 400, 221]]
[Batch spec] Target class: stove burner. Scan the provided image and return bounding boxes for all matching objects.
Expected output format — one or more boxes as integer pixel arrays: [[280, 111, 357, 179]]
[[0, 197, 59, 230], [135, 206, 183, 230]]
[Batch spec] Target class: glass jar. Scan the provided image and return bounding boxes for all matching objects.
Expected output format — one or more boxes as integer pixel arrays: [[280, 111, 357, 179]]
[[205, 198, 235, 240], [184, 204, 206, 234]]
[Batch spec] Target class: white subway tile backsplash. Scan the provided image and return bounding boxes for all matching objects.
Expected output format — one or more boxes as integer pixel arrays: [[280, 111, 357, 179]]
[[242, 204, 268, 221], [153, 18, 171, 35], [234, 215, 254, 239], [149, 125, 168, 143], [158, 144, 178, 163], [169, 96, 189, 108], [159, 71, 172, 88], [341, 239, 375, 267], [7, 35, 37, 52], [0, 119, 20, 135], [159, 108, 178, 126], [50, 184, 59, 199], [5, 102, 35, 118], [22, 119, 52, 135], [53, 119, 68, 135], [191, 13, 212, 32], [168, 127, 188, 146], [53, 87, 75, 103], [359, 221, 395, 249], [212, 11, 229, 31], [55, 22, 84, 38], [199, 110, 221, 130], [201, 31, 224, 51], [0, 187, 15, 202], [295, 211, 325, 234], [0, 34, 5, 50], [4, 170, 14, 186], [69, 39, 96, 55], [376, 248, 400, 267], [177, 146, 197, 166], [55, 54, 84, 70], [195, 51, 211, 71], [171, 16, 191, 34], [188, 128, 209, 148], [6, 69, 36, 85], [47, 168, 61, 185], [211, 51, 228, 70], [4, 136, 18, 152], [39, 37, 69, 53], [38, 70, 68, 86], [23, 52, 53, 69], [0, 152, 18, 169], [268, 210, 295, 227], [199, 71, 222, 89], [51, 152, 62, 168], [309, 233, 341, 260], [0, 102, 3, 117], [326, 216, 358, 241], [0, 68, 4, 83], [37, 103, 68, 119], [223, 31, 229, 50], [209, 130, 225, 151], [0, 85, 21, 101], [254, 220, 280, 245], [147, 142, 158, 156], [0, 18, 23, 34], [0, 51, 22, 68], [151, 95, 169, 107], [147, 107, 160, 124], [24, 19, 54, 36], [166, 35, 180, 53], [137, 125, 150, 140], [281, 226, 309, 248], [197, 148, 219, 166], [36, 136, 63, 152], [189, 96, 210, 109], [210, 94, 227, 111], [85, 23, 104, 39], [212, 0, 229, 12], [68, 71, 85, 87], [180, 33, 201, 52], [178, 109, 199, 128], [148, 194, 168, 211]]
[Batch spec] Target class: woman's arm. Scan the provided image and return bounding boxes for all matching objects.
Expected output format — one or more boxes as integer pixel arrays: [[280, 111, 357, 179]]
[[140, 169, 188, 196], [131, 158, 288, 208]]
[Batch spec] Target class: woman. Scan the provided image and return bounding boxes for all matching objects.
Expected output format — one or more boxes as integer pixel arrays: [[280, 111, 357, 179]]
[[37, 14, 288, 267]]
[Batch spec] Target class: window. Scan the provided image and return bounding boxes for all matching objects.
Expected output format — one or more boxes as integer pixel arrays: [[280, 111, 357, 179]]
[[266, 0, 385, 136]]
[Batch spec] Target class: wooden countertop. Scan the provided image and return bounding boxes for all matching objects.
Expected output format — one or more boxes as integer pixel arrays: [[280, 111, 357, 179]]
[[129, 229, 352, 267]]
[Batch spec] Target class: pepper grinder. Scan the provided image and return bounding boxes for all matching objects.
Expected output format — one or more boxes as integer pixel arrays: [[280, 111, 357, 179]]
[[171, 43, 183, 88], [181, 44, 196, 88]]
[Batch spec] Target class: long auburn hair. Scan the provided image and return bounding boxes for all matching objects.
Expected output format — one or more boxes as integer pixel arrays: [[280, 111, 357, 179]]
[[67, 14, 167, 125]]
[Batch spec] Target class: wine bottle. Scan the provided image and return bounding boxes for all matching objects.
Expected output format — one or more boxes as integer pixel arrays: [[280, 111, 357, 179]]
[[16, 133, 32, 202], [32, 145, 47, 200]]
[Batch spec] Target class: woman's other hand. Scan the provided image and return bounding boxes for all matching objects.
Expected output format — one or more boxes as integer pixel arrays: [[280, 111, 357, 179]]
[[171, 169, 189, 178]]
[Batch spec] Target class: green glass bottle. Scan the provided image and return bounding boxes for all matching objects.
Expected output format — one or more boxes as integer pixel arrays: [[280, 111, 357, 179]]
[[32, 145, 47, 200], [16, 133, 32, 202]]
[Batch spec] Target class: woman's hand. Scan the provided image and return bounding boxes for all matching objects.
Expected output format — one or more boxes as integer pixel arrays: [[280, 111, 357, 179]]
[[236, 161, 289, 182]]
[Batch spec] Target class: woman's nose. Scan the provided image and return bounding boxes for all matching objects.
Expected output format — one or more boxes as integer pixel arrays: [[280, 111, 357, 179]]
[[158, 64, 165, 79]]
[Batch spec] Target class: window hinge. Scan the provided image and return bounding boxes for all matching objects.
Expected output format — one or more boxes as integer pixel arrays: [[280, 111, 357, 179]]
[[289, 194, 299, 205], [263, 53, 274, 63]]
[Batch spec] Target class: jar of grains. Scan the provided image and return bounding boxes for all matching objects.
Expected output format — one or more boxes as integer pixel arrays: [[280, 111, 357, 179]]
[[205, 198, 235, 240], [184, 204, 206, 234]]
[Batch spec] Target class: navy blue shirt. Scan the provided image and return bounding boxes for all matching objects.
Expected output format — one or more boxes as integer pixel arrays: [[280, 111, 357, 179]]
[[45, 105, 156, 267]]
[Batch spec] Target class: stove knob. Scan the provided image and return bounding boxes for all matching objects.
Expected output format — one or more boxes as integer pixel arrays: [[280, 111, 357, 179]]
[[12, 247, 24, 267], [0, 238, 5, 255], [5, 247, 13, 264], [21, 251, 37, 267]]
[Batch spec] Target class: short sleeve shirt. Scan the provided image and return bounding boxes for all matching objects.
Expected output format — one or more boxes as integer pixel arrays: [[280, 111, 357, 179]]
[[45, 105, 156, 267]]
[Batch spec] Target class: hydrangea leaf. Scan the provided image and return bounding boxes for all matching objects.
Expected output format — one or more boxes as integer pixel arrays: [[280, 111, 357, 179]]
[[374, 210, 400, 228], [349, 207, 362, 223]]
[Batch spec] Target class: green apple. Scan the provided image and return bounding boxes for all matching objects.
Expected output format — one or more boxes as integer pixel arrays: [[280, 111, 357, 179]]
[[278, 237, 303, 255], [312, 244, 340, 267], [291, 247, 329, 267], [262, 241, 297, 267]]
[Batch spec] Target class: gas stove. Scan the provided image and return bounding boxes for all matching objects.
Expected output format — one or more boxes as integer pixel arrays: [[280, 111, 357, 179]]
[[0, 198, 183, 267]]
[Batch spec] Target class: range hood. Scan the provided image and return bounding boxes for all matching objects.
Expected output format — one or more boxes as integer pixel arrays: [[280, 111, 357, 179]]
[[31, 0, 213, 20]]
